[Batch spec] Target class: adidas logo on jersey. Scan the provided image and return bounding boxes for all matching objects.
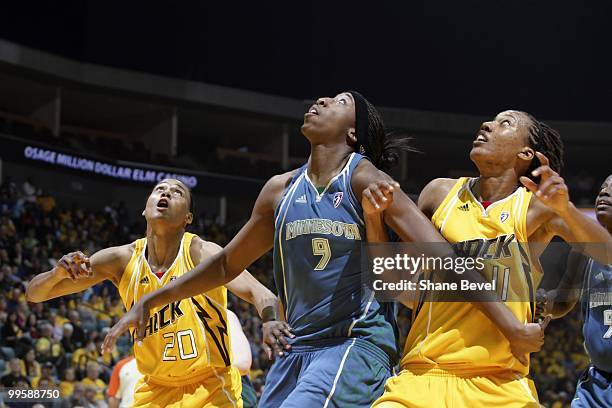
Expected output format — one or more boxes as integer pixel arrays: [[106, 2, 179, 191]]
[[295, 194, 307, 204], [457, 203, 469, 211], [139, 276, 150, 284]]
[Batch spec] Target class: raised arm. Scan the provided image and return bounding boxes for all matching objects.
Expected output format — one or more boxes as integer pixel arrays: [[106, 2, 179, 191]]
[[192, 237, 278, 319], [102, 172, 293, 351], [25, 246, 129, 303], [522, 152, 612, 264], [537, 248, 590, 320], [357, 167, 546, 364], [196, 238, 294, 357]]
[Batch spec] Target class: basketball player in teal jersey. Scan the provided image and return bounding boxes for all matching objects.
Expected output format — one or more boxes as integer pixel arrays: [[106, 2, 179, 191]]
[[536, 175, 612, 408]]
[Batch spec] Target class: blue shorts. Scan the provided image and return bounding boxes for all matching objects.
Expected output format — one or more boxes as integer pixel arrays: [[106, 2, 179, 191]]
[[259, 337, 392, 408], [572, 365, 612, 408]]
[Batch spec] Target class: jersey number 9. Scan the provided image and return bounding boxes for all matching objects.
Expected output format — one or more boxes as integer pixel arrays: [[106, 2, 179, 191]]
[[312, 238, 331, 270]]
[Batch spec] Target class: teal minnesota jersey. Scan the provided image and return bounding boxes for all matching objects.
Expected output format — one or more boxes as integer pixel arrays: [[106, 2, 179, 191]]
[[274, 153, 398, 363]]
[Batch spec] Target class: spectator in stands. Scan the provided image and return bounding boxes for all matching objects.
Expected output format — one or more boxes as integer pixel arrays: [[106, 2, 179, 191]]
[[0, 250, 9, 271], [22, 347, 41, 379], [0, 296, 7, 326], [33, 322, 64, 366], [64, 382, 87, 408], [22, 177, 38, 203], [68, 309, 87, 348], [24, 312, 38, 339], [27, 302, 42, 321], [61, 322, 75, 353], [1, 358, 29, 387], [84, 384, 107, 408], [81, 361, 107, 403], [72, 340, 99, 377], [31, 361, 56, 388], [59, 367, 77, 398], [54, 301, 70, 327], [36, 190, 56, 214], [1, 311, 21, 347], [23, 228, 38, 251], [0, 265, 12, 294]]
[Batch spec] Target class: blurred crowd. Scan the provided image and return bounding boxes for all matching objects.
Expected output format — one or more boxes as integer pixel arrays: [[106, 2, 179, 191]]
[[0, 177, 592, 407]]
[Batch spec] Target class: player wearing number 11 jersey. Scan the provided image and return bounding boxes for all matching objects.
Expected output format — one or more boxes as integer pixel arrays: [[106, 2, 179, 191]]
[[368, 110, 612, 407], [26, 178, 280, 408]]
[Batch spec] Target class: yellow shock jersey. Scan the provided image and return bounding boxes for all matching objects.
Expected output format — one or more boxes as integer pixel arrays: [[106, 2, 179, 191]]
[[402, 177, 541, 376], [118, 232, 232, 386]]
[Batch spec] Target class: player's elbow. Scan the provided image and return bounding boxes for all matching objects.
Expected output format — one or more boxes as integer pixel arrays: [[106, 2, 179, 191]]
[[551, 301, 577, 319], [233, 352, 252, 376], [25, 283, 44, 303], [220, 253, 243, 285]]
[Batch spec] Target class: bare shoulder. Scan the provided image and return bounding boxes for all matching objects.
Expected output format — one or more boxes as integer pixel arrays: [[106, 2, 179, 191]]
[[91, 242, 136, 284], [266, 169, 299, 192], [188, 235, 223, 265], [92, 242, 135, 265], [422, 178, 458, 195], [352, 157, 387, 178], [351, 159, 394, 197], [418, 178, 458, 218], [260, 168, 300, 209]]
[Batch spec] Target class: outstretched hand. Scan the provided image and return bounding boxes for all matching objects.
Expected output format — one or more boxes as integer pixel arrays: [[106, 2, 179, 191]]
[[101, 299, 150, 354], [56, 251, 92, 281], [535, 288, 554, 322], [520, 152, 569, 214], [262, 320, 294, 360]]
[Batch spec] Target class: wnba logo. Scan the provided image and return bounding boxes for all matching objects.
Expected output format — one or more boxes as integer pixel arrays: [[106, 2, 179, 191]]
[[500, 211, 510, 223], [333, 192, 343, 208]]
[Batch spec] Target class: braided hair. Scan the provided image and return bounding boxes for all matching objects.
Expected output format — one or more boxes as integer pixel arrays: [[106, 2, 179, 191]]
[[520, 112, 564, 182], [348, 91, 417, 171]]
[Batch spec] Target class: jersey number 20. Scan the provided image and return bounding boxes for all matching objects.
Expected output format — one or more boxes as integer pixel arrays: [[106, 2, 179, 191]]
[[162, 329, 198, 361]]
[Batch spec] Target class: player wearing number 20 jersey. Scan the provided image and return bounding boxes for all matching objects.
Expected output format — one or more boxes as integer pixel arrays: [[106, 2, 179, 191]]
[[119, 232, 242, 407], [119, 232, 232, 383], [27, 178, 283, 408]]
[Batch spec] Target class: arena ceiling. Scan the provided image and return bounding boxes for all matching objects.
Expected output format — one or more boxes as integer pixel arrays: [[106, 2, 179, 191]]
[[0, 2, 610, 122]]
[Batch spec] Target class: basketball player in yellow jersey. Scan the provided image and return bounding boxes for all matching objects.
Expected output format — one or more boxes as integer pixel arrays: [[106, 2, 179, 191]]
[[26, 178, 286, 408], [363, 110, 612, 407]]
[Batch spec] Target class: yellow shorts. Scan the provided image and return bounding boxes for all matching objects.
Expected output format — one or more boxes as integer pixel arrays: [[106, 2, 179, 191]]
[[132, 367, 243, 408], [372, 368, 540, 408]]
